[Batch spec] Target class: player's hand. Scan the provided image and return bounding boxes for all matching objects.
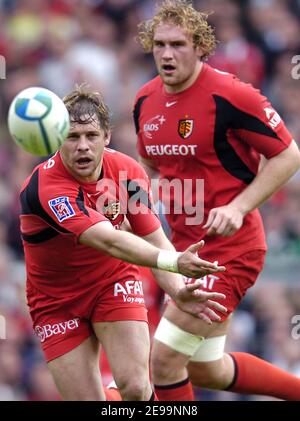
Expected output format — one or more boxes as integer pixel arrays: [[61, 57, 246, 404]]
[[174, 284, 227, 323], [203, 204, 244, 237], [177, 240, 226, 279]]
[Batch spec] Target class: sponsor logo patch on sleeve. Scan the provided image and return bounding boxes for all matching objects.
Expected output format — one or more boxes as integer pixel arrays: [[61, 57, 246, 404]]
[[48, 196, 75, 222]]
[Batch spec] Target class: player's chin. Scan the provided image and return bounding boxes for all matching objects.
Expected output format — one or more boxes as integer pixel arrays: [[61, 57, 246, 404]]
[[160, 71, 176, 83]]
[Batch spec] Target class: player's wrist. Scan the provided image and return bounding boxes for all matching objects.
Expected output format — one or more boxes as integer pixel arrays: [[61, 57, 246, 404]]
[[157, 250, 182, 273], [229, 200, 249, 216]]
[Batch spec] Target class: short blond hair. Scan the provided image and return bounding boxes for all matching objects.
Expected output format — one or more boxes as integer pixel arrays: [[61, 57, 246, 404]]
[[63, 84, 111, 136], [137, 0, 216, 60]]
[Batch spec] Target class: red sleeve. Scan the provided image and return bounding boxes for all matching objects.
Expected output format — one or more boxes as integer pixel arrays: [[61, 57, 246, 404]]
[[133, 90, 150, 159], [39, 180, 107, 239], [123, 160, 161, 236], [230, 79, 293, 158]]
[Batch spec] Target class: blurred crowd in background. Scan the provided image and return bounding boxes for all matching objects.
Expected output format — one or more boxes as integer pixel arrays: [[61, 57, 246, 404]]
[[0, 0, 300, 401]]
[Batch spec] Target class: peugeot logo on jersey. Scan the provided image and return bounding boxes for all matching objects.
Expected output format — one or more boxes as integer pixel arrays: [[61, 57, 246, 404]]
[[178, 119, 194, 139]]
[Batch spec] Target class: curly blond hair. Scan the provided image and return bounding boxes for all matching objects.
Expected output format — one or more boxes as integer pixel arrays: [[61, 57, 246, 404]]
[[63, 84, 111, 136], [137, 0, 216, 60]]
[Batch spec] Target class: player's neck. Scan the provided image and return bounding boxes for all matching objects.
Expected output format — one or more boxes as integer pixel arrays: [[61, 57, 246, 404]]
[[164, 61, 203, 94]]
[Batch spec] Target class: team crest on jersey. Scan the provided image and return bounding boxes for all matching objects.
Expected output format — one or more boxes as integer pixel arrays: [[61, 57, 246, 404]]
[[103, 201, 121, 221], [48, 196, 75, 222], [178, 119, 194, 139]]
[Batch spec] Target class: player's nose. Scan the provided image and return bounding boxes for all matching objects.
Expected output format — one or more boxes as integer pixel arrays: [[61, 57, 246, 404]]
[[77, 135, 89, 151], [161, 45, 174, 60]]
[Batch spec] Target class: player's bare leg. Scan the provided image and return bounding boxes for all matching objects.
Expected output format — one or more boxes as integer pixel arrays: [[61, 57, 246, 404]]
[[152, 303, 300, 400], [151, 303, 232, 400], [48, 335, 105, 400], [152, 304, 232, 383], [94, 320, 153, 401]]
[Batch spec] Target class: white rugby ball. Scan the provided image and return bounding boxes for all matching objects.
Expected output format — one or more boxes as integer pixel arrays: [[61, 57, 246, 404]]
[[8, 87, 70, 156]]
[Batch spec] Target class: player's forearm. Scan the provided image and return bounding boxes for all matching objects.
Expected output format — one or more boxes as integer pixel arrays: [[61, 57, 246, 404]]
[[118, 228, 185, 299], [230, 141, 300, 214], [143, 228, 185, 300], [151, 267, 185, 302], [108, 232, 185, 296], [80, 223, 179, 272], [103, 229, 160, 268]]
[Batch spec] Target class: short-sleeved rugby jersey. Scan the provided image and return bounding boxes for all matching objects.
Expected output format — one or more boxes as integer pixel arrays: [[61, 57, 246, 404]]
[[134, 64, 292, 262], [20, 149, 160, 296]]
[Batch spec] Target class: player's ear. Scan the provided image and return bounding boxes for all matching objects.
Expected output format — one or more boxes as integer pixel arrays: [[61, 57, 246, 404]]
[[104, 131, 111, 146], [195, 45, 204, 59]]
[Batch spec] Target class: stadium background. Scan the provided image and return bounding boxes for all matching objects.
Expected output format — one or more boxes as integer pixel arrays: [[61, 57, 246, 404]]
[[0, 0, 300, 401]]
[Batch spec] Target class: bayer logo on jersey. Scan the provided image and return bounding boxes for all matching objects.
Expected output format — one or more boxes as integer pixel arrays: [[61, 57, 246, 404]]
[[8, 87, 70, 156]]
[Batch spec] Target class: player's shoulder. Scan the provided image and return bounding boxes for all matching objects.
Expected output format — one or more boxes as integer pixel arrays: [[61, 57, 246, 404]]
[[20, 158, 48, 193], [135, 76, 162, 103], [205, 64, 264, 104], [103, 148, 146, 177], [40, 153, 73, 182], [20, 152, 77, 194]]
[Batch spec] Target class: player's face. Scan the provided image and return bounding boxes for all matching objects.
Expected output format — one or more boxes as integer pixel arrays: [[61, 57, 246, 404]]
[[60, 117, 110, 182], [153, 23, 203, 93]]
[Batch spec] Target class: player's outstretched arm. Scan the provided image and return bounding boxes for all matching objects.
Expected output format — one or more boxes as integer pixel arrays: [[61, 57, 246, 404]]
[[79, 222, 224, 274], [80, 223, 227, 321], [79, 222, 225, 299], [80, 220, 160, 267], [79, 221, 224, 270]]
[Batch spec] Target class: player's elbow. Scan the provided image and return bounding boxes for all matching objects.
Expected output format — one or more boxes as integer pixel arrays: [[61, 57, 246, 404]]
[[293, 141, 300, 168], [288, 140, 300, 174], [277, 140, 300, 176]]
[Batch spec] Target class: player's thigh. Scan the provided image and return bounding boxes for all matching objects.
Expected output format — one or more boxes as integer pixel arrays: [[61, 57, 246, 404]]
[[93, 320, 150, 385], [48, 335, 104, 400], [163, 301, 231, 337]]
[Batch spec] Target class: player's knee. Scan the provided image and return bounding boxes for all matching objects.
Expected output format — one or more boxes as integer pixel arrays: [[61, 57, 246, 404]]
[[119, 377, 149, 400], [115, 366, 150, 401]]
